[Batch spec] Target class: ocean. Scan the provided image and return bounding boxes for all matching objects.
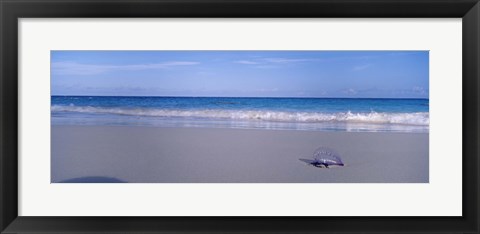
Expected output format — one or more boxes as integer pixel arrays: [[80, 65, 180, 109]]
[[51, 96, 429, 133]]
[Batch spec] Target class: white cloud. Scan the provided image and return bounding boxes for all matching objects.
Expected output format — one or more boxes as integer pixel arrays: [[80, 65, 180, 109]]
[[234, 60, 260, 65], [234, 57, 317, 67], [342, 88, 358, 95], [353, 64, 372, 71], [261, 58, 314, 64], [52, 61, 200, 75], [388, 51, 425, 56], [335, 87, 429, 98], [256, 88, 279, 92], [412, 86, 427, 95], [254, 65, 279, 69]]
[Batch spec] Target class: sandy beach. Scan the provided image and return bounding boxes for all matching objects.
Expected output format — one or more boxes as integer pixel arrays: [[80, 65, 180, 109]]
[[51, 125, 428, 183]]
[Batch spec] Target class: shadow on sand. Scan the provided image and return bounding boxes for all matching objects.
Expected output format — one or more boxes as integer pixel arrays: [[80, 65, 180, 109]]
[[57, 176, 126, 183]]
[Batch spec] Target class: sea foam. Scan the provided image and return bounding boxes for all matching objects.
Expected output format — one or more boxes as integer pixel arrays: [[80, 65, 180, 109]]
[[51, 105, 429, 126]]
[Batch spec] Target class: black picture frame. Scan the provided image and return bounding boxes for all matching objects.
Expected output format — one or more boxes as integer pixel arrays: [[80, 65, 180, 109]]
[[1, 0, 479, 233]]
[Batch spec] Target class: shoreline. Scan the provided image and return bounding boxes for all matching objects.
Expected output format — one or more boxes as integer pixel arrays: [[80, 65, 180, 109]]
[[51, 122, 429, 133], [51, 125, 429, 183]]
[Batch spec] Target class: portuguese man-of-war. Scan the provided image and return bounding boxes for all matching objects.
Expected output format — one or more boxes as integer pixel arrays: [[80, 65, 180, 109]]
[[299, 147, 344, 168]]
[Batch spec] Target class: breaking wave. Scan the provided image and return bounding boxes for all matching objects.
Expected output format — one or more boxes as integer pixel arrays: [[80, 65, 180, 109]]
[[51, 105, 429, 126]]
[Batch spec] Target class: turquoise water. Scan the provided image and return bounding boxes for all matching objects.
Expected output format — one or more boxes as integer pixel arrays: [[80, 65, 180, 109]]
[[51, 96, 429, 132]]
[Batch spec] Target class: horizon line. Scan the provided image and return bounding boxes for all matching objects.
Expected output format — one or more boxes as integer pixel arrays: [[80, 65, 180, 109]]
[[50, 95, 429, 100]]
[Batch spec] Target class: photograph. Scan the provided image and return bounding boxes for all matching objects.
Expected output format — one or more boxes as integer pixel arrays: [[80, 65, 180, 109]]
[[3, 0, 477, 232], [51, 50, 429, 183]]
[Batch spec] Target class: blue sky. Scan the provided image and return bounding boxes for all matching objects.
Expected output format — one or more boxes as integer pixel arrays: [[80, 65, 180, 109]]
[[51, 51, 429, 98]]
